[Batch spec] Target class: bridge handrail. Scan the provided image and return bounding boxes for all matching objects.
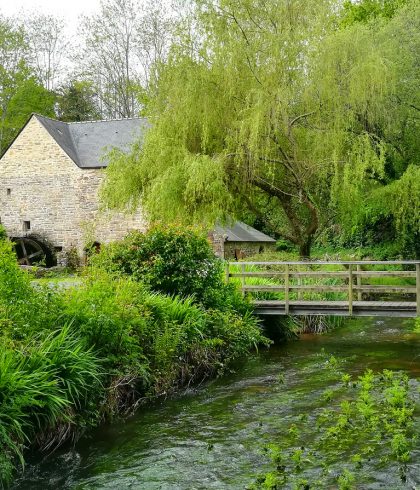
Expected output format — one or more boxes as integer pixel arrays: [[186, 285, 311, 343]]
[[225, 260, 420, 316], [228, 260, 420, 266]]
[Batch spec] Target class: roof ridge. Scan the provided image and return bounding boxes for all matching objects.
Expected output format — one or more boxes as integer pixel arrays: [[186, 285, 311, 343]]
[[69, 116, 148, 124], [33, 112, 148, 125], [32, 113, 69, 125]]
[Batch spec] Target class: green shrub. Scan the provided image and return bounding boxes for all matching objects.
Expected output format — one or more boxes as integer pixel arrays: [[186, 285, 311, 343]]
[[0, 225, 7, 240], [63, 270, 150, 375], [92, 225, 228, 307], [63, 269, 267, 394], [0, 240, 63, 340]]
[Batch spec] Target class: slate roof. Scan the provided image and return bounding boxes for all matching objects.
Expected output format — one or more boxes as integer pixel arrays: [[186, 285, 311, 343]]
[[34, 114, 149, 168], [214, 221, 276, 243]]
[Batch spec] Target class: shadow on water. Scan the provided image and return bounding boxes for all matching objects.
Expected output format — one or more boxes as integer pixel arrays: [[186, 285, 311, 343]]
[[13, 317, 420, 489]]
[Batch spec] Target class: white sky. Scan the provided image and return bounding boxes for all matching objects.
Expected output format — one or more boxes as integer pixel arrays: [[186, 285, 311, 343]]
[[0, 0, 101, 31]]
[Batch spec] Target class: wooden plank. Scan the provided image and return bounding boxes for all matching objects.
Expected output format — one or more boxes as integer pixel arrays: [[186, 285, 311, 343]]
[[349, 265, 353, 316], [253, 300, 417, 308], [229, 271, 285, 277], [241, 263, 246, 296], [353, 286, 416, 293], [243, 286, 285, 291], [229, 271, 349, 278], [231, 260, 420, 266], [288, 286, 348, 292], [353, 271, 416, 277], [243, 285, 348, 292], [417, 264, 420, 316], [230, 270, 416, 278], [285, 264, 290, 315]]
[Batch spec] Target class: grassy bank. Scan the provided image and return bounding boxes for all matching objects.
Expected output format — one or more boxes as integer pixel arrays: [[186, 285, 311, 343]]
[[0, 229, 270, 486]]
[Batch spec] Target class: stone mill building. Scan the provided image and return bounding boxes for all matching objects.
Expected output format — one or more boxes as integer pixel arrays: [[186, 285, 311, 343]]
[[0, 114, 147, 266]]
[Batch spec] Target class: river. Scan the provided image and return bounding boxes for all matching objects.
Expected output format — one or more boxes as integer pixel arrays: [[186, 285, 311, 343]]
[[14, 317, 420, 489]]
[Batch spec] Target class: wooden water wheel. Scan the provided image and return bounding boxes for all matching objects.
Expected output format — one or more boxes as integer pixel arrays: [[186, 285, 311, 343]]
[[13, 237, 47, 266]]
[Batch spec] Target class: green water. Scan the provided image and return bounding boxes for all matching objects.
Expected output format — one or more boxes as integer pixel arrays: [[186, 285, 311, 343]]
[[14, 317, 420, 489]]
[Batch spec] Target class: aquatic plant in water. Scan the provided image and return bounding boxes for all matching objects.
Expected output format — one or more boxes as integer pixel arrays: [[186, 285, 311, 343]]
[[251, 368, 416, 489]]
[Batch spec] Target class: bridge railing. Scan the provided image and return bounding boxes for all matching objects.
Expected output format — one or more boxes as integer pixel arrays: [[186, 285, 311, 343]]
[[226, 260, 420, 316]]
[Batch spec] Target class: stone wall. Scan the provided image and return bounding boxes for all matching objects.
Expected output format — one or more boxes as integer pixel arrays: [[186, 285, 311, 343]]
[[224, 241, 275, 260], [0, 116, 146, 265]]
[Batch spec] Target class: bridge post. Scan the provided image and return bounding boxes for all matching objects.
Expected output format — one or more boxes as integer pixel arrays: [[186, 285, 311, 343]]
[[241, 263, 246, 297], [417, 264, 420, 316], [348, 265, 353, 316], [285, 264, 290, 315], [357, 264, 362, 301]]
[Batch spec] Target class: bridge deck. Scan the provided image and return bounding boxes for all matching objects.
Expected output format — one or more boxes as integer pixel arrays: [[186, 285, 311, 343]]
[[254, 300, 417, 317]]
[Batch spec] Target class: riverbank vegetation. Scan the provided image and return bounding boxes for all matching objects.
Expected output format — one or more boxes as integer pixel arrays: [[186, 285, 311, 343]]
[[0, 228, 269, 486]]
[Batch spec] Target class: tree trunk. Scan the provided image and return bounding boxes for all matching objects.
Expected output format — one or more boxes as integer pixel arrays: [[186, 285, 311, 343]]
[[299, 238, 312, 259]]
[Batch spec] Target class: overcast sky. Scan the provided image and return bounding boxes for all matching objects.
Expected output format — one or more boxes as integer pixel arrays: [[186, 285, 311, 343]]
[[0, 0, 101, 31]]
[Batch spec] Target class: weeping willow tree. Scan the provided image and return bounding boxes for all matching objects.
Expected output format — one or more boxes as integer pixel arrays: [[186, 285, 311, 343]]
[[103, 0, 338, 257], [317, 0, 420, 255], [103, 0, 419, 257]]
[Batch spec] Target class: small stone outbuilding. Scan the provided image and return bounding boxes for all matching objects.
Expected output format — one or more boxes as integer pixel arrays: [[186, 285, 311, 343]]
[[0, 114, 147, 265], [210, 221, 276, 260]]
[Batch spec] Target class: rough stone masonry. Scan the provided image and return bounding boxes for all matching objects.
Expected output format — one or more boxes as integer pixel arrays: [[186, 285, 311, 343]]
[[0, 114, 146, 265]]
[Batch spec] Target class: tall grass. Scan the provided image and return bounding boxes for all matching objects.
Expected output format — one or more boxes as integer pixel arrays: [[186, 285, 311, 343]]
[[0, 327, 102, 486]]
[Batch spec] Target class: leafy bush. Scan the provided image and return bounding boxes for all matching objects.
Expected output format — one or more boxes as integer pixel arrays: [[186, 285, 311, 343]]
[[62, 269, 268, 394], [92, 225, 234, 308], [0, 225, 7, 240], [63, 271, 150, 374], [0, 240, 63, 339]]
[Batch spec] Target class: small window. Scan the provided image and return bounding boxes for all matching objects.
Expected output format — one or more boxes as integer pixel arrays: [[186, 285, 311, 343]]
[[6, 188, 11, 196], [54, 246, 63, 252], [23, 221, 31, 231]]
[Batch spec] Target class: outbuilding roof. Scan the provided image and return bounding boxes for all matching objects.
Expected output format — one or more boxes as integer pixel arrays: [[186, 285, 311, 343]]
[[34, 114, 149, 168], [214, 221, 276, 243]]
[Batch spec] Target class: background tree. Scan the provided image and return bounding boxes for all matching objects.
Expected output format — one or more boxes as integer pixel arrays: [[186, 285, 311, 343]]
[[0, 16, 55, 154], [56, 80, 100, 122], [2, 77, 55, 150], [75, 0, 174, 118], [341, 0, 410, 25], [24, 13, 68, 91]]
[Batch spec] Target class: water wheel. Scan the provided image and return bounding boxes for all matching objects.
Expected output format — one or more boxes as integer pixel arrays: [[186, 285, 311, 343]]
[[13, 237, 47, 266]]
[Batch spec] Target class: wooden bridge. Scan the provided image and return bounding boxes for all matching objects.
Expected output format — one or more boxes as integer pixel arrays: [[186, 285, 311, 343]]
[[226, 260, 420, 318]]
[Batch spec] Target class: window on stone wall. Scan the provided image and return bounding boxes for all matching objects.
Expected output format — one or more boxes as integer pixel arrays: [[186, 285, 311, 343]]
[[6, 188, 11, 196], [23, 221, 31, 231]]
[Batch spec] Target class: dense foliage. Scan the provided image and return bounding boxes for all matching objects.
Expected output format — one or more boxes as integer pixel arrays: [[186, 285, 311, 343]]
[[92, 225, 247, 310], [0, 231, 267, 485], [102, 0, 419, 257]]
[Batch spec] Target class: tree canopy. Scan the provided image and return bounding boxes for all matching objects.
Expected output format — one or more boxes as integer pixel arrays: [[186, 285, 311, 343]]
[[0, 16, 55, 154], [103, 0, 419, 257]]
